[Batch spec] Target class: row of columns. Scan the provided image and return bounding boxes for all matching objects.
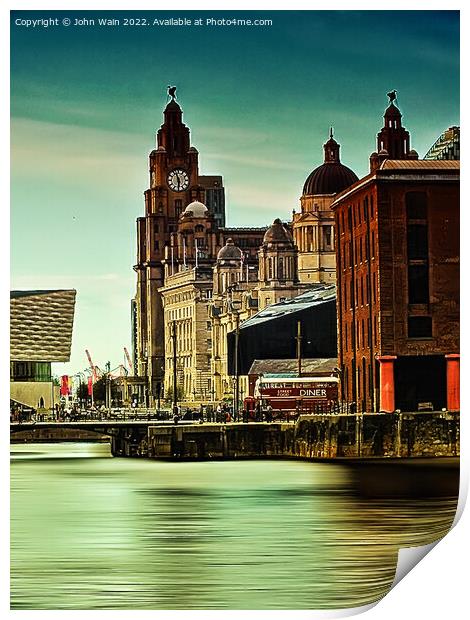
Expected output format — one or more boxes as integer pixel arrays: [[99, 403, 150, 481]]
[[377, 354, 460, 413], [295, 225, 335, 253]]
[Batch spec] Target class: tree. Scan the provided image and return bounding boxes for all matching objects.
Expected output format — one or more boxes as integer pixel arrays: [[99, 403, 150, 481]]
[[77, 381, 89, 402], [93, 375, 119, 405]]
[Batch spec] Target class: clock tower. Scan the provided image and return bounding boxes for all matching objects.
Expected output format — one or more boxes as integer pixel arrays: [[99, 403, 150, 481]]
[[134, 95, 207, 403]]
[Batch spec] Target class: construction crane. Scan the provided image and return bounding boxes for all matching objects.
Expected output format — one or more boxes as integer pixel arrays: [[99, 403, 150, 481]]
[[85, 349, 99, 381], [124, 347, 133, 375]]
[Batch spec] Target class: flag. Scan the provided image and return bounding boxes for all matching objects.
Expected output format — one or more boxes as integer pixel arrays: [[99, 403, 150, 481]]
[[88, 376, 93, 396], [60, 375, 70, 396]]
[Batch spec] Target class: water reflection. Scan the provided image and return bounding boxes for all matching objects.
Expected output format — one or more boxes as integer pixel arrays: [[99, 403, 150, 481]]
[[10, 443, 458, 610]]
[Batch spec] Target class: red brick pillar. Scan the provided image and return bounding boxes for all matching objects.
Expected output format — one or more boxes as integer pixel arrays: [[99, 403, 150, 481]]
[[377, 356, 397, 413], [445, 354, 460, 411]]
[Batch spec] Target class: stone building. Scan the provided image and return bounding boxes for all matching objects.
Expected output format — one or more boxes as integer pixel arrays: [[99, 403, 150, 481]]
[[293, 130, 358, 283], [332, 97, 460, 413], [208, 222, 323, 404], [133, 94, 266, 404]]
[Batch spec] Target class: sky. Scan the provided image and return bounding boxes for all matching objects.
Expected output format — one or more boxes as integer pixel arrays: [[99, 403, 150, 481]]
[[9, 9, 459, 377]]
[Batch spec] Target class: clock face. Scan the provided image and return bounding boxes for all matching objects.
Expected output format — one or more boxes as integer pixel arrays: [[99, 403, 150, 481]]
[[167, 168, 189, 192]]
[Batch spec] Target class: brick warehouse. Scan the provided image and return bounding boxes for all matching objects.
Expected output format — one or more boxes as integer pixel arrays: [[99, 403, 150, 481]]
[[331, 99, 459, 413]]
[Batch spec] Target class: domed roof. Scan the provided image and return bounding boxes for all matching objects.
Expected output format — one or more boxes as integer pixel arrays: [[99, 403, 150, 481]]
[[217, 238, 242, 261], [302, 129, 358, 196], [303, 163, 358, 196], [384, 103, 402, 118], [263, 218, 293, 245], [165, 99, 182, 112], [183, 200, 208, 218]]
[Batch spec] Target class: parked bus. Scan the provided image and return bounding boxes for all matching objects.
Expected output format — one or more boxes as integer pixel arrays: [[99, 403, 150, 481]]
[[245, 376, 340, 419]]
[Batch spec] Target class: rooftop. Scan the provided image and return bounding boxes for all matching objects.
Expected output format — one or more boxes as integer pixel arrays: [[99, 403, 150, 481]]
[[380, 160, 460, 170], [248, 358, 337, 377], [241, 284, 336, 330]]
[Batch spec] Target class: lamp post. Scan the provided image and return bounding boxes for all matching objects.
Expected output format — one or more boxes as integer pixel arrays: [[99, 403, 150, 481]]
[[172, 320, 178, 416], [229, 294, 242, 421], [75, 371, 86, 411], [105, 361, 111, 416]]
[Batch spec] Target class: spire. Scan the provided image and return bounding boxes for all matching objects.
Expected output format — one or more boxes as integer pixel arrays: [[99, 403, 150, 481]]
[[375, 91, 411, 159], [156, 89, 190, 157], [323, 128, 340, 163]]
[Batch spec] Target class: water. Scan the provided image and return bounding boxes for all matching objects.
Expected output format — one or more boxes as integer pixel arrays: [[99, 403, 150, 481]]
[[10, 443, 458, 610]]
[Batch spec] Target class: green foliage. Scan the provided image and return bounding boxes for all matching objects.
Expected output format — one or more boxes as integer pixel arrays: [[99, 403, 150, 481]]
[[76, 382, 89, 401], [92, 375, 119, 404]]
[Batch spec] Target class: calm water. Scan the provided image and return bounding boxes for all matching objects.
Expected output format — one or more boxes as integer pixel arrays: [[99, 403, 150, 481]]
[[10, 443, 457, 610]]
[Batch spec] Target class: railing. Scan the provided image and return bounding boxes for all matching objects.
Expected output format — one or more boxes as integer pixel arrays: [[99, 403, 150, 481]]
[[10, 408, 173, 424]]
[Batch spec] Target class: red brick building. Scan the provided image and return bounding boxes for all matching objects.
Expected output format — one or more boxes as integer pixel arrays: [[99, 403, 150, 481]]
[[332, 100, 459, 413]]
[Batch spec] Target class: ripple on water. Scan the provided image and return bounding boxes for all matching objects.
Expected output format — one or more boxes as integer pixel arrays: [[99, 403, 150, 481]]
[[10, 443, 458, 610]]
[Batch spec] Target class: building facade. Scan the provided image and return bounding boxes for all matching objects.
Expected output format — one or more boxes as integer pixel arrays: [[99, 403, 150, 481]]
[[424, 126, 460, 161], [133, 95, 230, 404], [133, 93, 326, 405], [293, 130, 358, 283], [332, 99, 460, 413], [10, 289, 76, 411]]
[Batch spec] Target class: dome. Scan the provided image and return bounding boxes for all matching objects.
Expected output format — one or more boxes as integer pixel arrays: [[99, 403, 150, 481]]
[[217, 238, 242, 261], [165, 99, 182, 112], [384, 103, 402, 118], [263, 218, 293, 245], [183, 200, 208, 217], [303, 163, 358, 196]]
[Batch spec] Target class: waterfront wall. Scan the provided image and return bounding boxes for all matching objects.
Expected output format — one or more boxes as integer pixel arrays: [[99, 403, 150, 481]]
[[146, 412, 459, 460], [11, 427, 108, 443]]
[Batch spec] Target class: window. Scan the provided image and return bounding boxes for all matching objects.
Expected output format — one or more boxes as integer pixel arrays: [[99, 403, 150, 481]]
[[406, 192, 427, 220], [154, 240, 159, 251], [407, 225, 428, 260], [408, 316, 432, 338], [154, 223, 159, 234], [323, 227, 332, 250], [408, 265, 429, 304]]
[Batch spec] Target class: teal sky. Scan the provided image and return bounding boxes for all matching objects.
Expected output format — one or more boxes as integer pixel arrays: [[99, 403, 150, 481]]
[[10, 10, 459, 376]]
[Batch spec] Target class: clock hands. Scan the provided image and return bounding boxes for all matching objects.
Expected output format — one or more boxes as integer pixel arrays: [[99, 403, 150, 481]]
[[168, 169, 188, 191]]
